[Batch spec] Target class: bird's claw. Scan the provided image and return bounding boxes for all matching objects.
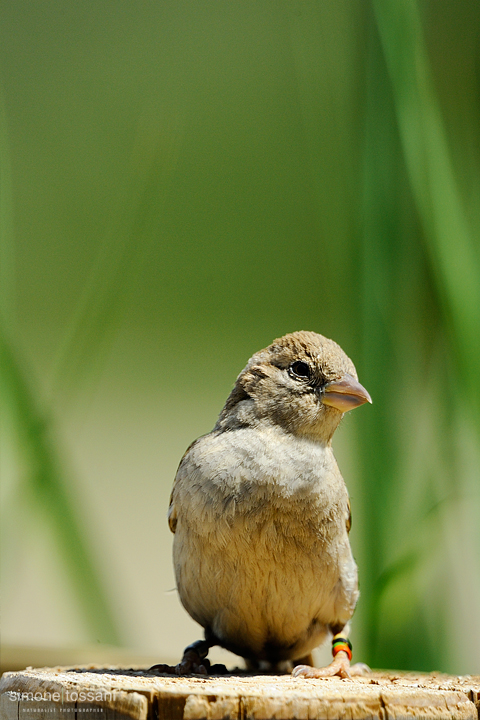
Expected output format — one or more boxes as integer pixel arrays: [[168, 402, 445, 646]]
[[148, 654, 210, 675], [148, 663, 175, 675], [292, 652, 370, 680], [175, 649, 210, 675], [292, 662, 349, 679], [350, 662, 372, 675], [150, 646, 229, 676]]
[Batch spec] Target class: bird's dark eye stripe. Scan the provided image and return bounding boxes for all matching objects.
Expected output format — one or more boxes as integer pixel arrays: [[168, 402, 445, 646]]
[[289, 361, 311, 379]]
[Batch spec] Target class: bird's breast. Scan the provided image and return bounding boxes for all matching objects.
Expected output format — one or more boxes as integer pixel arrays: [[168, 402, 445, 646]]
[[179, 426, 347, 516], [171, 427, 356, 660]]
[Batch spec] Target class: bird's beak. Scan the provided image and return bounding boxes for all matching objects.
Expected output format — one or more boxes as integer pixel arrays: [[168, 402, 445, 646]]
[[322, 373, 372, 413]]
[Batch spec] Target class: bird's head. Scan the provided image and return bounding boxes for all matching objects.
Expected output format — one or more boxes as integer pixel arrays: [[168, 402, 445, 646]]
[[217, 331, 371, 444]]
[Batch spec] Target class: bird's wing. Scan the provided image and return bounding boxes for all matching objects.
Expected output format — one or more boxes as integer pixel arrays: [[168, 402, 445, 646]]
[[167, 439, 199, 534], [346, 498, 352, 534], [168, 487, 177, 533]]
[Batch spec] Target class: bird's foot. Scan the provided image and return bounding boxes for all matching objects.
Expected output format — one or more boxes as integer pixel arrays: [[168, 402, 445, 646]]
[[292, 651, 370, 679], [176, 648, 210, 675], [148, 652, 208, 675], [149, 658, 228, 676], [148, 662, 176, 674], [149, 639, 228, 676], [154, 639, 210, 675]]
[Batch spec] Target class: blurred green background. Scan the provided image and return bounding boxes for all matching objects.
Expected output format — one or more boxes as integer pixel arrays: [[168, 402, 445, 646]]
[[1, 0, 479, 675]]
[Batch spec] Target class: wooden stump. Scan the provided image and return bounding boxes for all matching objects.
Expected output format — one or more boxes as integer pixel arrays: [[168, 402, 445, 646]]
[[1, 666, 479, 720]]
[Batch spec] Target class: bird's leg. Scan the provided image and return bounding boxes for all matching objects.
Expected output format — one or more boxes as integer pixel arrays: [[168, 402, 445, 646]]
[[292, 634, 370, 679], [149, 638, 213, 676], [175, 638, 214, 675]]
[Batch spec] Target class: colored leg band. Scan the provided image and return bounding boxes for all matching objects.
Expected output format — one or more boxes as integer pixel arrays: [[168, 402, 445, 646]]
[[332, 637, 352, 661]]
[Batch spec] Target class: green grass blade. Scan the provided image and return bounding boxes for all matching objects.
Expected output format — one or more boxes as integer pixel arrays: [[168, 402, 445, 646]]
[[373, 0, 480, 416], [0, 326, 121, 644], [0, 89, 121, 645]]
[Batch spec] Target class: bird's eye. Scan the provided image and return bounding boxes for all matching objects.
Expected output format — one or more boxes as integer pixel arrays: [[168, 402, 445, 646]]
[[289, 361, 311, 380]]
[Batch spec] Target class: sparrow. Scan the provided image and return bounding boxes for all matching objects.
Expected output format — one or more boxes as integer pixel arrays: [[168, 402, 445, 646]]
[[155, 331, 371, 678]]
